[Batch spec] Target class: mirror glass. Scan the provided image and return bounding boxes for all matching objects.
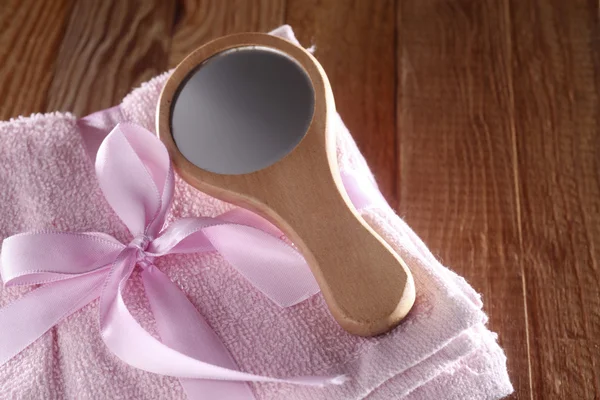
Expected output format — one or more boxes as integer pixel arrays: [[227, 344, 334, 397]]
[[170, 46, 315, 175]]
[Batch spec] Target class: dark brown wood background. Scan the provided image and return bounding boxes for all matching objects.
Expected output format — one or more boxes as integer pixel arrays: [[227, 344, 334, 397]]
[[1, 1, 599, 399]]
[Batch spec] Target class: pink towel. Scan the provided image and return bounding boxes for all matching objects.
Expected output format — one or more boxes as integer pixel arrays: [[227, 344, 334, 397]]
[[0, 25, 512, 399]]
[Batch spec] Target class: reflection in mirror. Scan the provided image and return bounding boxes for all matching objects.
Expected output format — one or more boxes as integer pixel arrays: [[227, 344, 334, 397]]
[[171, 47, 315, 175]]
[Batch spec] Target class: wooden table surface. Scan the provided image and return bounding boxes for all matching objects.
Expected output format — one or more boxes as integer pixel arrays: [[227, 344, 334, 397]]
[[1, 1, 598, 399]]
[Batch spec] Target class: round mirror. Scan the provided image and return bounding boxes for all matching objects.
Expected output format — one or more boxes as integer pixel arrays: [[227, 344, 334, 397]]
[[170, 46, 315, 175]]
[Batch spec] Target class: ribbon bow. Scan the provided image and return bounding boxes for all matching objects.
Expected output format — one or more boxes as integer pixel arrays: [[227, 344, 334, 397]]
[[0, 123, 382, 398]]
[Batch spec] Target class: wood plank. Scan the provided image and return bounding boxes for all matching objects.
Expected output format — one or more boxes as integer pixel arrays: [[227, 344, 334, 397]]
[[2, 1, 597, 398], [0, 0, 73, 119], [167, 0, 285, 67], [286, 0, 398, 207], [396, 1, 530, 397], [509, 0, 600, 398], [45, 1, 176, 116]]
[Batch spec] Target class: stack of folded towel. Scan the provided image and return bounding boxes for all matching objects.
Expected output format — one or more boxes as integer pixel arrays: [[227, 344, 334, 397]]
[[0, 25, 512, 399]]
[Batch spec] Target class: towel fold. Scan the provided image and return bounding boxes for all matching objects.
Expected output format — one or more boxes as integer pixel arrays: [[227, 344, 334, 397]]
[[0, 25, 512, 399]]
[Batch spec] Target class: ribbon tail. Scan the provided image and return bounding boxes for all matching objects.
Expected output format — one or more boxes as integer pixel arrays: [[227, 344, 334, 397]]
[[150, 217, 320, 308], [142, 266, 255, 400], [0, 270, 105, 365], [100, 249, 344, 386], [203, 224, 320, 308]]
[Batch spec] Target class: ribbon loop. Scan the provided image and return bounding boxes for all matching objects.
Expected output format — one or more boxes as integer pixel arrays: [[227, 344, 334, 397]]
[[148, 215, 320, 307], [95, 123, 172, 237], [0, 122, 366, 399], [0, 231, 123, 286]]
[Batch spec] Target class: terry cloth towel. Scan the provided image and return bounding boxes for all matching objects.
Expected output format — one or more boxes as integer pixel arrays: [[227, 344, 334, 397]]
[[0, 25, 513, 400]]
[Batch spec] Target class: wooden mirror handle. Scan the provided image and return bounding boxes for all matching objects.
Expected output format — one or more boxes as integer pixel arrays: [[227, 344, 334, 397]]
[[158, 33, 415, 336]]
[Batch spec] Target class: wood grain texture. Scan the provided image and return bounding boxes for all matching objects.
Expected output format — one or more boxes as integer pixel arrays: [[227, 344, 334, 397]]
[[510, 0, 600, 398], [0, 0, 73, 119], [2, 0, 600, 398], [46, 0, 176, 116], [286, 0, 398, 208], [168, 0, 285, 67], [158, 33, 415, 336], [396, 1, 530, 397]]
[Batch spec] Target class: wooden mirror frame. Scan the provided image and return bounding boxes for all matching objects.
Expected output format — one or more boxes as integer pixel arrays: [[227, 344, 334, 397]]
[[157, 33, 415, 336]]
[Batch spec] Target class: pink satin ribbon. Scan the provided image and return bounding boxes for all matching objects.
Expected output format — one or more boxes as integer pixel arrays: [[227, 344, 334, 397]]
[[0, 122, 381, 399]]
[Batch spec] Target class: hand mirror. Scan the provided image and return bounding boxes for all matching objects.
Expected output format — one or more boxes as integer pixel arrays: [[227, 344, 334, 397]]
[[157, 33, 415, 336]]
